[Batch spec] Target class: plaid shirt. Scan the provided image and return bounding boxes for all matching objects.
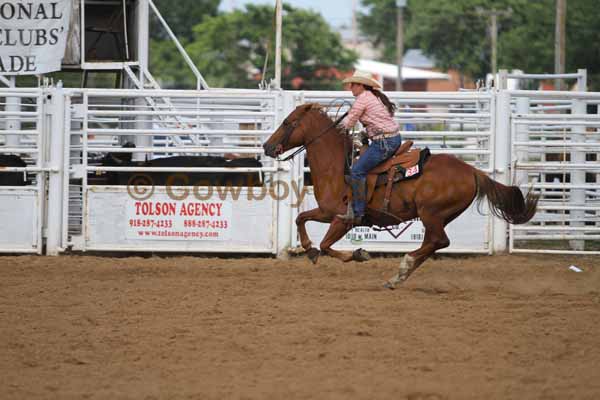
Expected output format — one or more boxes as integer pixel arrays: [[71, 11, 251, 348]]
[[342, 90, 399, 137]]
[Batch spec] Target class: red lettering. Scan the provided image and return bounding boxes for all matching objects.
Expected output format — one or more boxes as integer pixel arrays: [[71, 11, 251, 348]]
[[137, 202, 176, 216]]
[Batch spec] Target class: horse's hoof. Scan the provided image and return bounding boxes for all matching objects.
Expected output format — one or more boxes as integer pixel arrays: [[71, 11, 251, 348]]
[[306, 248, 320, 264], [383, 281, 396, 290], [352, 248, 371, 262]]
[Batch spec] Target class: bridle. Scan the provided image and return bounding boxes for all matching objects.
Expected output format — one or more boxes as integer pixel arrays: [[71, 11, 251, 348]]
[[278, 115, 302, 150], [276, 110, 348, 162]]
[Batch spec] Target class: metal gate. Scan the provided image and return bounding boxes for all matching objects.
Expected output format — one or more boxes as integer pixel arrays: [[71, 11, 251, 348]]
[[509, 90, 600, 254], [289, 90, 497, 253], [54, 88, 289, 254], [0, 88, 47, 253]]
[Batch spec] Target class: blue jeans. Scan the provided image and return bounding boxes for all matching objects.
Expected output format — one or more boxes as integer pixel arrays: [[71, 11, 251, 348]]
[[351, 135, 402, 216]]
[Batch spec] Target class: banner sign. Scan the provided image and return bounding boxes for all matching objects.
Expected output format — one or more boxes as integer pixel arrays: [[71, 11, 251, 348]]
[[0, 0, 72, 75], [126, 198, 233, 241]]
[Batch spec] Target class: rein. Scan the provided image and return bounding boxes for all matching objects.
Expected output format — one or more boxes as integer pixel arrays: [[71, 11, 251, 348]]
[[277, 111, 348, 162]]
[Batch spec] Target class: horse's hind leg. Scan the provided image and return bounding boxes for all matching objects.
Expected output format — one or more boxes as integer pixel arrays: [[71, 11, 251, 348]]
[[319, 219, 368, 262], [296, 207, 331, 263], [384, 215, 450, 289]]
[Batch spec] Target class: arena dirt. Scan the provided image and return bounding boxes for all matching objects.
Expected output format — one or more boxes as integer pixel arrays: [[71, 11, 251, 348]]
[[1, 253, 599, 400]]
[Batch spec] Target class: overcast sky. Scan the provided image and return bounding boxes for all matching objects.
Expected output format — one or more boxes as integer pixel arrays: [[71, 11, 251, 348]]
[[219, 0, 366, 28]]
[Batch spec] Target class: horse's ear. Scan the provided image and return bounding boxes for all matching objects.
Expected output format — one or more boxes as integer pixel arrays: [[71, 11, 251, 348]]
[[308, 103, 322, 111]]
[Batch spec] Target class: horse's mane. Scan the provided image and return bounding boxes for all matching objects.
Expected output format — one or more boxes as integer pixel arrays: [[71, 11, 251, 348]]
[[302, 103, 352, 166], [304, 103, 347, 136]]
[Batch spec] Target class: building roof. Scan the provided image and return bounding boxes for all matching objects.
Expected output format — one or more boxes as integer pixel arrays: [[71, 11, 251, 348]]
[[355, 59, 449, 81], [403, 49, 436, 69]]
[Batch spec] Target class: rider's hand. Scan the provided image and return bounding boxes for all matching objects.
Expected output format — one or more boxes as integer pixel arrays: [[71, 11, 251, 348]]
[[360, 130, 369, 145]]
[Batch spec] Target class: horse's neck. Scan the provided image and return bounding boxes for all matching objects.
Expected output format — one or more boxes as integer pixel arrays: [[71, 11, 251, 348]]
[[304, 114, 347, 204]]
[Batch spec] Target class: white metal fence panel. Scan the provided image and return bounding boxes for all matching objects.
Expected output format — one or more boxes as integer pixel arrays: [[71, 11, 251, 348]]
[[3, 85, 598, 256], [62, 88, 288, 253], [509, 90, 600, 254], [288, 90, 496, 253], [0, 88, 46, 253]]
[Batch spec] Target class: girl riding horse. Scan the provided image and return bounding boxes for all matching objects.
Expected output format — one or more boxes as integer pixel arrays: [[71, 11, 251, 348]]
[[338, 71, 403, 225], [263, 79, 538, 288]]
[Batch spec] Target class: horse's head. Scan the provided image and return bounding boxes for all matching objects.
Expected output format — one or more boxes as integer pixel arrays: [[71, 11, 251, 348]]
[[263, 103, 320, 158]]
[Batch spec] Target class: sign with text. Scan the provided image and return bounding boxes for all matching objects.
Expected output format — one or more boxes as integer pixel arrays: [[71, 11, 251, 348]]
[[0, 0, 72, 75], [345, 220, 425, 243], [125, 198, 232, 241]]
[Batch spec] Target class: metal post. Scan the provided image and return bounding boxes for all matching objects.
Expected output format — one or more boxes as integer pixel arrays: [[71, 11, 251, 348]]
[[492, 90, 511, 253], [134, 95, 153, 161], [577, 69, 587, 92], [274, 0, 283, 89], [570, 98, 585, 251], [498, 69, 508, 89], [137, 0, 149, 83], [5, 76, 20, 148], [275, 91, 294, 258], [122, 0, 130, 61], [287, 92, 303, 250], [515, 97, 530, 188], [554, 0, 566, 90], [396, 0, 406, 91], [46, 85, 66, 255], [136, 0, 152, 159]]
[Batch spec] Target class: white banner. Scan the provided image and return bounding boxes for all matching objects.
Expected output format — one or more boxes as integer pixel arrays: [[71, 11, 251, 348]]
[[0, 0, 72, 75]]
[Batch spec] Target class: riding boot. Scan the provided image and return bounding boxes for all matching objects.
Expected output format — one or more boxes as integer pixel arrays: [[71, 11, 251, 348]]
[[337, 177, 366, 224]]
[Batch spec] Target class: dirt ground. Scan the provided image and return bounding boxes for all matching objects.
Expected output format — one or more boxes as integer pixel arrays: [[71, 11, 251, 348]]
[[1, 253, 599, 400]]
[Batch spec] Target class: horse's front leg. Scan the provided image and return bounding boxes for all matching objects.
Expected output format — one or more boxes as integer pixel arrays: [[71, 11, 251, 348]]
[[319, 219, 370, 263], [296, 207, 332, 263]]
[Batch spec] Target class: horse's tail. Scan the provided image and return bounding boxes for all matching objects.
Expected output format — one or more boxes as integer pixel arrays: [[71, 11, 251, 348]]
[[473, 169, 538, 224]]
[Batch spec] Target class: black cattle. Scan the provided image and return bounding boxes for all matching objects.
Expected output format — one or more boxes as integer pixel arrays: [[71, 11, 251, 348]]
[[91, 143, 263, 186], [93, 142, 143, 185], [0, 154, 28, 186], [142, 155, 262, 186]]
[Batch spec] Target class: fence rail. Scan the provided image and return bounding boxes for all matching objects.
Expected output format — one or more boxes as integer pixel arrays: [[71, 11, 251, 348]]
[[1, 86, 598, 255]]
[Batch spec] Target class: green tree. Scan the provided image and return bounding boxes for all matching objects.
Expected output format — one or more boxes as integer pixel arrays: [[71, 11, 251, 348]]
[[150, 0, 220, 42], [358, 0, 409, 63], [405, 0, 490, 80], [149, 0, 220, 88], [185, 4, 357, 89], [359, 0, 600, 90], [500, 0, 600, 90]]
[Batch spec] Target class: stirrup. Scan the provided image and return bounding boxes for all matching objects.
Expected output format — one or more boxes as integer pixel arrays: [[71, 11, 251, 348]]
[[340, 215, 364, 225], [337, 202, 354, 221], [337, 209, 363, 224]]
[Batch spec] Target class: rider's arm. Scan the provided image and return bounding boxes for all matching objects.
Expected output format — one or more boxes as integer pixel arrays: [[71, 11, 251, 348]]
[[342, 94, 368, 130]]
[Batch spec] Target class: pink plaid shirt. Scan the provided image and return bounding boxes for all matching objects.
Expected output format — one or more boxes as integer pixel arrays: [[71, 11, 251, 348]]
[[342, 90, 399, 137]]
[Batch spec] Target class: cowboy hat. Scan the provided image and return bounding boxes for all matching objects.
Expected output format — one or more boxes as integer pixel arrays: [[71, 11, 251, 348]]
[[342, 71, 382, 90]]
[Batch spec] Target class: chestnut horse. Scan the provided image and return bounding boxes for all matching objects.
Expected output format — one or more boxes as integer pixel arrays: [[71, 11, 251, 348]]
[[263, 104, 538, 288]]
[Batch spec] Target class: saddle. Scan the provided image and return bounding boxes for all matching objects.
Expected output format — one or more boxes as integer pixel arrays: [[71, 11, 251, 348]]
[[346, 140, 431, 213]]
